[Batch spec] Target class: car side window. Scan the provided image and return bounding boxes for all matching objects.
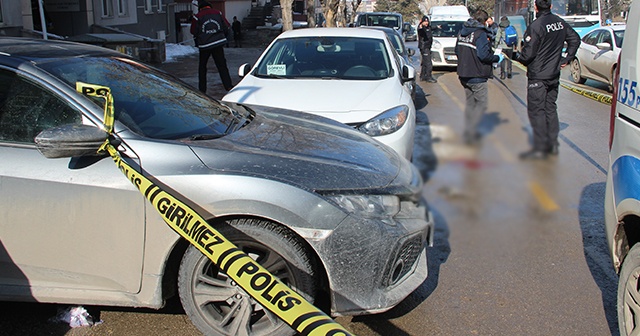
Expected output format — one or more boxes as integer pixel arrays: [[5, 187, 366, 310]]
[[599, 31, 613, 47], [583, 30, 600, 46], [0, 69, 82, 143]]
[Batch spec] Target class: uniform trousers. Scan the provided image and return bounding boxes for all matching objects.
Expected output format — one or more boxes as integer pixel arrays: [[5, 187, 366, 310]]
[[526, 77, 560, 151], [461, 80, 488, 143], [198, 46, 233, 93], [420, 50, 434, 80]]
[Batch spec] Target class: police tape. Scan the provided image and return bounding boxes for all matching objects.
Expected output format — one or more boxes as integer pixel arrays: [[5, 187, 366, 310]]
[[509, 58, 612, 106], [560, 82, 612, 105], [75, 81, 353, 336]]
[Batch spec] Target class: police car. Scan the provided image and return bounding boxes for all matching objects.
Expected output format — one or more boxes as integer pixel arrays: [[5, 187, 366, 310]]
[[604, 1, 640, 334]]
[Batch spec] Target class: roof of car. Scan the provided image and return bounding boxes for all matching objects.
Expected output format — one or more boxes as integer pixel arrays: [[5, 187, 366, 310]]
[[0, 37, 124, 60], [276, 28, 388, 39]]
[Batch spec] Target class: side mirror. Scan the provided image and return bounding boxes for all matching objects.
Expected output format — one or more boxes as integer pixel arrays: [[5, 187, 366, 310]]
[[35, 124, 108, 159], [407, 48, 415, 57], [596, 42, 612, 51], [401, 64, 416, 83], [238, 63, 253, 78]]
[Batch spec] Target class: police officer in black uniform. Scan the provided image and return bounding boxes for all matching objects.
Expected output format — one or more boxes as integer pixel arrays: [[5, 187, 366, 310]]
[[515, 0, 580, 159], [417, 16, 437, 83]]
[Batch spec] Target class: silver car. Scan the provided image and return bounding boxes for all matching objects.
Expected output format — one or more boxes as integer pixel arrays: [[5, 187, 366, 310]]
[[0, 38, 433, 335], [570, 24, 625, 91]]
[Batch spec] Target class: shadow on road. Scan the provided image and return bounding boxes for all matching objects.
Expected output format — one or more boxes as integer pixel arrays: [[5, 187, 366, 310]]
[[579, 182, 619, 335]]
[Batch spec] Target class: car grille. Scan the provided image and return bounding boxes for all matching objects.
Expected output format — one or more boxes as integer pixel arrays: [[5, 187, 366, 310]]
[[382, 234, 424, 287], [444, 47, 458, 65]]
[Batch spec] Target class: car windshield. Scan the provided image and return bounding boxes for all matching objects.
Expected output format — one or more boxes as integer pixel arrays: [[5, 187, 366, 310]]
[[358, 14, 401, 30], [431, 21, 465, 37], [36, 57, 242, 140], [253, 36, 392, 80]]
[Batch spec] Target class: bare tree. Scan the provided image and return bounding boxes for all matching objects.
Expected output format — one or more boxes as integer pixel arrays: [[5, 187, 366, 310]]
[[350, 0, 363, 23], [307, 0, 316, 27], [281, 0, 294, 31], [323, 0, 341, 27]]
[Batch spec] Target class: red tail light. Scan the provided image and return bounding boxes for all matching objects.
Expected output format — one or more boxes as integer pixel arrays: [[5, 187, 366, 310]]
[[610, 54, 621, 150]]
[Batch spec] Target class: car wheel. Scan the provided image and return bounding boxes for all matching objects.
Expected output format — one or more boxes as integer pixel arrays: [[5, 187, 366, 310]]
[[618, 244, 640, 335], [570, 58, 587, 84], [178, 218, 318, 336]]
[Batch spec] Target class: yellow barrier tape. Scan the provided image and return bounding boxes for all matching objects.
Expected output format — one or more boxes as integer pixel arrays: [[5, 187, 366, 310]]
[[76, 81, 352, 336], [560, 82, 612, 106]]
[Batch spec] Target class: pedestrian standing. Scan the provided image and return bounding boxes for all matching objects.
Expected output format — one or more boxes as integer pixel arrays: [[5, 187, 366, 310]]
[[190, 0, 233, 93], [454, 9, 503, 145], [232, 16, 242, 48], [494, 16, 517, 79], [417, 16, 437, 83], [486, 16, 498, 45], [514, 0, 580, 159]]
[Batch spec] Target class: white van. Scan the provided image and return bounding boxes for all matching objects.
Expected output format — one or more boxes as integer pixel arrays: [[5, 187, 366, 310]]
[[428, 6, 471, 67], [603, 0, 640, 335]]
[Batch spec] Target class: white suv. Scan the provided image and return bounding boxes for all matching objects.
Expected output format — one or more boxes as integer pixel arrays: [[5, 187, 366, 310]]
[[604, 1, 640, 334]]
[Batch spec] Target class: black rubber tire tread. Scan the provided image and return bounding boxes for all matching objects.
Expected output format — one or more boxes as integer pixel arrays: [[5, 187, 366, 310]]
[[177, 218, 317, 336], [618, 243, 640, 335]]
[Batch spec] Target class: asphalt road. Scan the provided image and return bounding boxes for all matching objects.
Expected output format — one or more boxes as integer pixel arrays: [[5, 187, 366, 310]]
[[0, 42, 619, 335]]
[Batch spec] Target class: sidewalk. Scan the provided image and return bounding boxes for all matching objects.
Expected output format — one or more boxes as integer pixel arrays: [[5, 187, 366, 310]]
[[156, 30, 276, 100]]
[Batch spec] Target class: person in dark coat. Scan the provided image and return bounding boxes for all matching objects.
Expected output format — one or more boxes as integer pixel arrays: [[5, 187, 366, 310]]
[[232, 16, 242, 48], [454, 9, 503, 145], [417, 16, 437, 83], [486, 16, 498, 45], [514, 0, 580, 159], [190, 0, 233, 93]]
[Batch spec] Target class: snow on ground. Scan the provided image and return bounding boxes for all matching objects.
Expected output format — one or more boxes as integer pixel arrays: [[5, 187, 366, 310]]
[[165, 43, 197, 63]]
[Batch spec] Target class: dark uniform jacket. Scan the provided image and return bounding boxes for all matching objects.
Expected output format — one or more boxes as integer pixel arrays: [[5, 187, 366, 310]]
[[455, 18, 500, 83], [516, 10, 580, 80], [417, 23, 433, 52], [190, 7, 229, 49]]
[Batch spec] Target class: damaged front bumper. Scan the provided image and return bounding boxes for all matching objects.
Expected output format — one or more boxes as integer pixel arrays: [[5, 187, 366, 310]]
[[309, 200, 434, 315]]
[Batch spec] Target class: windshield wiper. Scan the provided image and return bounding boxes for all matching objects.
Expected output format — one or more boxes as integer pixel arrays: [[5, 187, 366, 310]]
[[188, 134, 225, 140]]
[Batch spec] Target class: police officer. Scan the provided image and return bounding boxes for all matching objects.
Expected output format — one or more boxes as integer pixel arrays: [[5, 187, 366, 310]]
[[190, 0, 233, 93], [417, 16, 437, 83], [515, 0, 580, 159]]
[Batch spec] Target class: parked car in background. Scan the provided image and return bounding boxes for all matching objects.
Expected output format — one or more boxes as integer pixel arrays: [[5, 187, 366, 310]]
[[364, 26, 417, 100], [223, 28, 418, 160], [0, 37, 433, 336], [604, 1, 640, 334], [570, 24, 625, 91], [405, 24, 418, 41], [428, 6, 471, 67], [352, 12, 406, 37]]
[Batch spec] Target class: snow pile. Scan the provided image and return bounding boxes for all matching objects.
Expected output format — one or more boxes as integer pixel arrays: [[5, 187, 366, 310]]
[[165, 43, 197, 63]]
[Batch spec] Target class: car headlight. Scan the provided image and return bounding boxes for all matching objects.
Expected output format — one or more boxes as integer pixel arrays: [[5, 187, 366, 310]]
[[433, 40, 442, 49], [357, 105, 409, 137], [328, 195, 400, 219]]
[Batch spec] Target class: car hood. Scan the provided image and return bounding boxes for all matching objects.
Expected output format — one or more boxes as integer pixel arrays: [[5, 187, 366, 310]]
[[188, 104, 415, 192], [222, 76, 406, 124]]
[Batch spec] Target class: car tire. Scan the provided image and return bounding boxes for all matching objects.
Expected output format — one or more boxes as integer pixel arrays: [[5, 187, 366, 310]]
[[178, 218, 318, 336], [570, 58, 587, 84], [618, 243, 640, 335]]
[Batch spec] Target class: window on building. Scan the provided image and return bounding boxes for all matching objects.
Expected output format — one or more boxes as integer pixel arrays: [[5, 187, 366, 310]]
[[157, 0, 165, 13], [117, 0, 127, 16], [0, 2, 4, 23], [102, 0, 113, 17], [144, 0, 153, 14]]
